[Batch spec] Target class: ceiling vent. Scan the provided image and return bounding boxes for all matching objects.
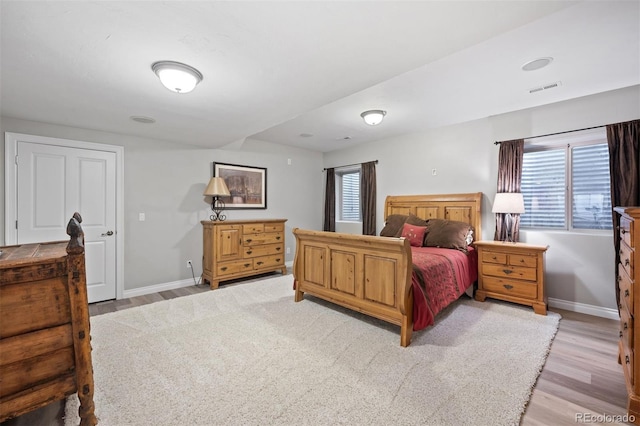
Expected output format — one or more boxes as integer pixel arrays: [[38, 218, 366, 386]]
[[529, 81, 562, 94]]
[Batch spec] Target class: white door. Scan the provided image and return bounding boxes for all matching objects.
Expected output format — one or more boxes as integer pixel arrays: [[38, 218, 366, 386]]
[[16, 141, 117, 303]]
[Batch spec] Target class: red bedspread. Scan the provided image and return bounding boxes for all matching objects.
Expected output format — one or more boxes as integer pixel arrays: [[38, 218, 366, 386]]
[[411, 246, 478, 331]]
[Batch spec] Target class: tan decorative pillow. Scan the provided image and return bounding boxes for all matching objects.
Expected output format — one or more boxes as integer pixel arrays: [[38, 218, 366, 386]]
[[380, 214, 408, 237], [424, 219, 473, 252]]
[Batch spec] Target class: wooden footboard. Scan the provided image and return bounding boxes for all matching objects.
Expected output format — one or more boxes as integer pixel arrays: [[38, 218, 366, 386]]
[[292, 229, 414, 346]]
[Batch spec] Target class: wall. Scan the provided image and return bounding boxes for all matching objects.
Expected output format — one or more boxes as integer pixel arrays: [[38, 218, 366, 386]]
[[0, 118, 323, 292], [323, 85, 640, 316]]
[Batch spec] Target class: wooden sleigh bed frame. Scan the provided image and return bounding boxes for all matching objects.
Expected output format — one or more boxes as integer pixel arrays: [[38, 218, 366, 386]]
[[292, 192, 482, 347]]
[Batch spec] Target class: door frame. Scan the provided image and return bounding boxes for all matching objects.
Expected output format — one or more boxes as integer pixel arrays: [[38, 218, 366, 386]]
[[4, 132, 125, 300]]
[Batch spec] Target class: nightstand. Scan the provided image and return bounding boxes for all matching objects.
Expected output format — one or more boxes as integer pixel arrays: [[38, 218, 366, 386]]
[[474, 240, 549, 315]]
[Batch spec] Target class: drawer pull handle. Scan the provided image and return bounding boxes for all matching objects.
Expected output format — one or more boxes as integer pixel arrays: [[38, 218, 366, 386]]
[[276, 247, 281, 251], [246, 239, 252, 243], [244, 263, 251, 267], [492, 256, 497, 260], [276, 236, 281, 240], [622, 229, 627, 235], [221, 267, 228, 271], [256, 261, 264, 265], [502, 269, 513, 275], [276, 258, 281, 262], [626, 355, 630, 364], [625, 258, 630, 266], [620, 331, 624, 338], [624, 322, 629, 330], [503, 284, 513, 290], [625, 289, 630, 297], [246, 251, 253, 255]]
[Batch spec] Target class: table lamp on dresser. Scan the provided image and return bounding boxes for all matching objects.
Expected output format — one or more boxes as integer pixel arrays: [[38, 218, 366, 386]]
[[204, 177, 230, 221]]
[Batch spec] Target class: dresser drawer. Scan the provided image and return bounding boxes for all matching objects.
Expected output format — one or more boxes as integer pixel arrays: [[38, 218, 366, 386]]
[[621, 305, 634, 349], [244, 243, 284, 258], [482, 276, 537, 299], [243, 223, 264, 234], [621, 216, 634, 248], [253, 254, 285, 270], [481, 251, 507, 265], [265, 223, 285, 233], [482, 264, 537, 282], [621, 341, 635, 386], [620, 241, 635, 279], [243, 232, 284, 245], [620, 266, 634, 314], [217, 259, 254, 276]]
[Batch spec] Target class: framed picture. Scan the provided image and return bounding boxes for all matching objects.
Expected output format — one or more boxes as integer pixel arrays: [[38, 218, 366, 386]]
[[213, 162, 267, 209]]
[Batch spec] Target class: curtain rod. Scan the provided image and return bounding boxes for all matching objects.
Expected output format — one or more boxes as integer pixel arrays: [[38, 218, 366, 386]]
[[323, 159, 378, 171], [494, 125, 605, 145]]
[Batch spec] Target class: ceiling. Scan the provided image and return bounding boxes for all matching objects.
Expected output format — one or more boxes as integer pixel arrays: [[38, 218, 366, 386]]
[[1, 1, 638, 153]]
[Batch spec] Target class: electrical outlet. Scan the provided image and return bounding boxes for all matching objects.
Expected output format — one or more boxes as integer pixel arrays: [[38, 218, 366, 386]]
[[286, 247, 290, 254], [186, 260, 192, 269]]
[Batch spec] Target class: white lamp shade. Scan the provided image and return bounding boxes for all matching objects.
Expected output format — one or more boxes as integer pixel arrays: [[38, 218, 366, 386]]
[[203, 177, 230, 197], [360, 110, 386, 126], [152, 61, 203, 94], [492, 192, 525, 214]]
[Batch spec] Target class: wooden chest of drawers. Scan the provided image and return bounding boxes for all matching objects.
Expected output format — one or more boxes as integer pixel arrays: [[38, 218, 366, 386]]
[[474, 240, 549, 315], [202, 219, 287, 289], [0, 217, 96, 425], [615, 206, 640, 424]]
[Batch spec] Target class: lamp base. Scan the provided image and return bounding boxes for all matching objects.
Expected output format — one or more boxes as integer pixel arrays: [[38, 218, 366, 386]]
[[210, 197, 227, 221]]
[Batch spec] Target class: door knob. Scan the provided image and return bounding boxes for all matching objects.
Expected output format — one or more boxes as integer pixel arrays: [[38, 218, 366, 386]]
[[101, 230, 114, 236]]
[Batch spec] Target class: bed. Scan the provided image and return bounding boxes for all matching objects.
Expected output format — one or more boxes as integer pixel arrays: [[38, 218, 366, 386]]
[[292, 192, 482, 347]]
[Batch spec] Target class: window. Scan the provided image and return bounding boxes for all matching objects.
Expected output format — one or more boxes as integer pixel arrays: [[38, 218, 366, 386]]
[[521, 129, 612, 231], [337, 167, 361, 222]]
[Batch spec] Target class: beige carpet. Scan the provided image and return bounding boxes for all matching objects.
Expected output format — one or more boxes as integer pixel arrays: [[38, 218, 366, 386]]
[[65, 274, 560, 426]]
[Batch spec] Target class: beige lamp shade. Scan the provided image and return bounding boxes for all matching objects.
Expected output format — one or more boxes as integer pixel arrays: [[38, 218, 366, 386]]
[[492, 192, 525, 214], [203, 177, 230, 197]]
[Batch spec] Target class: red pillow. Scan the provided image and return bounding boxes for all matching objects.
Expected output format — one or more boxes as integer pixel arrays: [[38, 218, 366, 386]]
[[401, 223, 427, 247]]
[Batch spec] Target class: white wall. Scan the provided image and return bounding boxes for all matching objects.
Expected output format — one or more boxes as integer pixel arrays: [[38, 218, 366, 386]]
[[0, 118, 323, 292], [323, 85, 640, 315]]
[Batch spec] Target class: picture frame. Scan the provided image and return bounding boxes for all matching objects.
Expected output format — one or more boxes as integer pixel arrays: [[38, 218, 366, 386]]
[[213, 162, 267, 209]]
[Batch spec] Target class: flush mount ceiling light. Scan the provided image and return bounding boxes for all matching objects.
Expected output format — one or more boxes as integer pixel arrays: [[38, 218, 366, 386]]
[[151, 61, 203, 93], [360, 110, 387, 126], [521, 57, 553, 72]]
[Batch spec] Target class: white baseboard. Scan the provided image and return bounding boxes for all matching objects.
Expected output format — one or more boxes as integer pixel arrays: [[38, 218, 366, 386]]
[[548, 297, 620, 320], [123, 278, 197, 299], [122, 262, 294, 300]]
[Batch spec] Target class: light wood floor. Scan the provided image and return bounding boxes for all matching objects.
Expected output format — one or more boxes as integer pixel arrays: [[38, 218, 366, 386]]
[[2, 272, 631, 425]]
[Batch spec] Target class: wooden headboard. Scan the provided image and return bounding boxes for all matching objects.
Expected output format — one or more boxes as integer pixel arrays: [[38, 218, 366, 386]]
[[384, 192, 483, 240]]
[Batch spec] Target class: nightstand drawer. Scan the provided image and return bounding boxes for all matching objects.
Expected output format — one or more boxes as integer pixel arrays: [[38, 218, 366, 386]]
[[482, 264, 537, 282], [509, 254, 537, 268], [481, 251, 507, 265], [482, 276, 537, 299]]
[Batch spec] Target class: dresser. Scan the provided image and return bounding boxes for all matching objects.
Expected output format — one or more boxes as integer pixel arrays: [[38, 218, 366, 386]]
[[615, 206, 640, 424], [474, 240, 549, 315], [202, 219, 287, 289], [0, 216, 96, 425]]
